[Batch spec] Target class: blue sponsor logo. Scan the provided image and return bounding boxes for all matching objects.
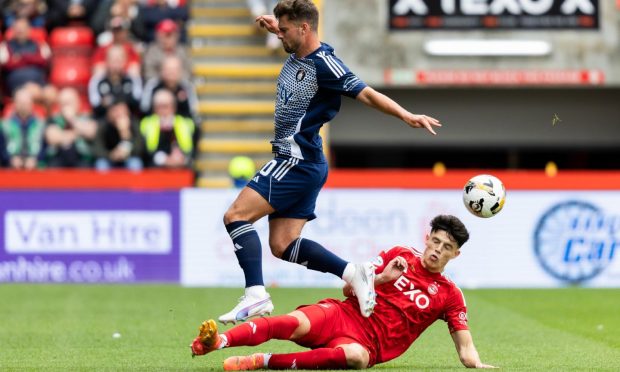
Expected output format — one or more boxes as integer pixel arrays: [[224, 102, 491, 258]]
[[534, 201, 618, 283]]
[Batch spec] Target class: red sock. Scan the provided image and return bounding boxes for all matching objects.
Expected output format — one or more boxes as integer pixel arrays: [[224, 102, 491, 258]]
[[223, 315, 299, 347], [267, 347, 347, 370]]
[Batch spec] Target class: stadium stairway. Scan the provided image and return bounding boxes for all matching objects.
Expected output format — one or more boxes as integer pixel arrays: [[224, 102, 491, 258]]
[[190, 0, 284, 188]]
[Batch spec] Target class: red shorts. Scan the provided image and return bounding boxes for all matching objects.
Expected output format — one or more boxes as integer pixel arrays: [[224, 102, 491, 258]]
[[295, 299, 378, 367]]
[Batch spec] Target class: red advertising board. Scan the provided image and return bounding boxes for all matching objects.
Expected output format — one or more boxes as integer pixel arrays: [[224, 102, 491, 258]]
[[385, 69, 605, 86]]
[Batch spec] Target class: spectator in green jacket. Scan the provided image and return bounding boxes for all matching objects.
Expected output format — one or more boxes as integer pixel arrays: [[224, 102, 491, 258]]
[[1, 88, 44, 170], [139, 89, 197, 168], [44, 87, 97, 167]]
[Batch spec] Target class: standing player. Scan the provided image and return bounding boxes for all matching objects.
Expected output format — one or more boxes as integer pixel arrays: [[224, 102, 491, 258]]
[[219, 0, 442, 324], [192, 215, 496, 370]]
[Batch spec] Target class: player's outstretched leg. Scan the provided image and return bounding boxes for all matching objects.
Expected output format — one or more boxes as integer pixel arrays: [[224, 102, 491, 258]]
[[192, 315, 300, 357], [281, 238, 376, 317], [223, 348, 348, 370], [219, 220, 274, 324]]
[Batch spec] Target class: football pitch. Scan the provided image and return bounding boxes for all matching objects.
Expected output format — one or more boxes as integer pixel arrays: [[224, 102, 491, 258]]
[[1, 285, 619, 371]]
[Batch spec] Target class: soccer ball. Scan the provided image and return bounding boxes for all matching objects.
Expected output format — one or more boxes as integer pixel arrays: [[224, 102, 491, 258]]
[[462, 174, 506, 218]]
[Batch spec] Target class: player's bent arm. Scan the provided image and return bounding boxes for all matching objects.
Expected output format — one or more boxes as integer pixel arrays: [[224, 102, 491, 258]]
[[255, 15, 279, 34], [451, 330, 497, 369], [356, 87, 441, 135]]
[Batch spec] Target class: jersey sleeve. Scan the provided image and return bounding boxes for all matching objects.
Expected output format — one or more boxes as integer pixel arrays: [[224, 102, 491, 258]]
[[443, 286, 469, 333], [315, 52, 367, 98], [371, 246, 411, 275]]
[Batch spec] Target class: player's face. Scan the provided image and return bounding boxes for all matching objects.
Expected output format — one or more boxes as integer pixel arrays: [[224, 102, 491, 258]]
[[421, 230, 461, 273], [277, 15, 304, 54]]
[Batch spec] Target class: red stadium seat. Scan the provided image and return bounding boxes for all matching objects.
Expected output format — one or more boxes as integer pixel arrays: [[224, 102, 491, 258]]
[[4, 27, 48, 44], [50, 27, 94, 59], [50, 57, 91, 88], [50, 27, 94, 49]]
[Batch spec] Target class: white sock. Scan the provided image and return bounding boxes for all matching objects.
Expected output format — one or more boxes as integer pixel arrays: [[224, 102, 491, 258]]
[[341, 263, 355, 283], [245, 285, 267, 298], [218, 334, 228, 349], [263, 353, 271, 367]]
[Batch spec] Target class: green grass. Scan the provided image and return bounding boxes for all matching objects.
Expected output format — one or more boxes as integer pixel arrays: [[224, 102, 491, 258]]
[[0, 286, 619, 371]]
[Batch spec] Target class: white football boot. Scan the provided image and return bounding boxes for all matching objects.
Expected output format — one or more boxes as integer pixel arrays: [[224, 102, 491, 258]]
[[348, 262, 377, 317], [218, 293, 274, 325]]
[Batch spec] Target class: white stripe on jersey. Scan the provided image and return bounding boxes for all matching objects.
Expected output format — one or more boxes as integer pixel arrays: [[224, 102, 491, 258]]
[[317, 51, 344, 78], [326, 55, 345, 76], [324, 56, 344, 78]]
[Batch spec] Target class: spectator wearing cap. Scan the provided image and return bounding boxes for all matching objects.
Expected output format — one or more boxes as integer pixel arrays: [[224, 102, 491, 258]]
[[0, 17, 51, 95], [92, 15, 141, 78], [140, 89, 196, 168], [141, 0, 188, 43], [142, 19, 191, 82], [89, 44, 142, 119], [93, 100, 144, 171], [43, 87, 97, 167], [141, 55, 197, 120], [3, 0, 46, 28], [1, 88, 45, 170]]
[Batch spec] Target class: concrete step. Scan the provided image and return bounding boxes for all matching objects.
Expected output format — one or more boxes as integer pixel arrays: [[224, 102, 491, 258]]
[[195, 156, 271, 172], [196, 82, 275, 96], [199, 138, 272, 154], [193, 0, 247, 5], [191, 7, 250, 18], [193, 63, 281, 79], [202, 119, 273, 133], [196, 176, 233, 188], [191, 45, 277, 58], [189, 24, 257, 37], [198, 100, 274, 116]]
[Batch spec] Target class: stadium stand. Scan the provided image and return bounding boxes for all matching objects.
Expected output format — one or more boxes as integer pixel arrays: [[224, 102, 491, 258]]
[[1, 0, 196, 176], [190, 0, 281, 187]]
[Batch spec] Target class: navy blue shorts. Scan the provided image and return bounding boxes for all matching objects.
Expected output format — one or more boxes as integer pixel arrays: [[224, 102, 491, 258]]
[[247, 156, 328, 221]]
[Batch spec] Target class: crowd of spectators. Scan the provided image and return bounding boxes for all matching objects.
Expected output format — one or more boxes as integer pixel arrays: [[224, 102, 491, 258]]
[[0, 0, 198, 171]]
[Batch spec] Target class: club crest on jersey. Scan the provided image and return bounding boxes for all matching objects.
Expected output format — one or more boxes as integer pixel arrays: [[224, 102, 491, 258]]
[[296, 68, 306, 82], [428, 283, 438, 295]]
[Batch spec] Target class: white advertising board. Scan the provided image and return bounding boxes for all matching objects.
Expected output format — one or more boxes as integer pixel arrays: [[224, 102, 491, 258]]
[[181, 189, 620, 288]]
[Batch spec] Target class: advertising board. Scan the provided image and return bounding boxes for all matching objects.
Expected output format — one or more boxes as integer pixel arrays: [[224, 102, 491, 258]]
[[0, 191, 180, 283], [181, 189, 620, 288]]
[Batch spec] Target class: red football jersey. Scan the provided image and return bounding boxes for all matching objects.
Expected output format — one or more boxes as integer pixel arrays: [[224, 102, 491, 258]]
[[339, 246, 469, 364]]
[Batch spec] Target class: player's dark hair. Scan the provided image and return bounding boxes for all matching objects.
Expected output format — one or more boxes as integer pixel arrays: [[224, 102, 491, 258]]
[[274, 0, 319, 32], [430, 215, 469, 248]]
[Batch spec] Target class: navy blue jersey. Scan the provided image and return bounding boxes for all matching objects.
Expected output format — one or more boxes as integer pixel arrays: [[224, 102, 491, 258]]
[[271, 43, 367, 163]]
